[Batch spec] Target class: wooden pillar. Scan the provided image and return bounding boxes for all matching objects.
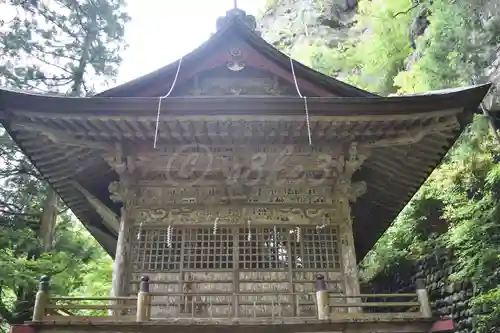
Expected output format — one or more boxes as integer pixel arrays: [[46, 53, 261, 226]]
[[111, 206, 132, 299], [39, 189, 58, 252], [315, 274, 329, 320], [32, 276, 50, 322], [339, 217, 361, 313], [136, 276, 151, 322], [416, 279, 432, 318]]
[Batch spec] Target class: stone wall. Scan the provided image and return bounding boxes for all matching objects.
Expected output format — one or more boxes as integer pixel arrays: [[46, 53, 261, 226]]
[[362, 249, 485, 333]]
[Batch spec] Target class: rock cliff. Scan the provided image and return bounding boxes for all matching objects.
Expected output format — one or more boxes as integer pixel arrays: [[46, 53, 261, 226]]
[[258, 0, 500, 108], [259, 0, 358, 52]]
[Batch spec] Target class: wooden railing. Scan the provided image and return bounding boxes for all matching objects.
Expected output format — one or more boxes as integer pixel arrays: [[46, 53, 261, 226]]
[[31, 275, 432, 323]]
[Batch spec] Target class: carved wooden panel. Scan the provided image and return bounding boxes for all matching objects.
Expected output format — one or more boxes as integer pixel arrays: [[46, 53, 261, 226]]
[[173, 64, 298, 97], [133, 144, 345, 175], [132, 205, 346, 226], [180, 76, 298, 96], [117, 141, 363, 316], [106, 144, 367, 207], [136, 186, 338, 206]]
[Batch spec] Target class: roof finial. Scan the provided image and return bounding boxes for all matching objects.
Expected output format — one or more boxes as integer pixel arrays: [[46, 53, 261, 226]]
[[216, 1, 259, 34]]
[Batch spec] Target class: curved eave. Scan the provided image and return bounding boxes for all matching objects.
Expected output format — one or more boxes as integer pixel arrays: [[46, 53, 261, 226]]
[[0, 83, 491, 117], [0, 83, 491, 261], [96, 19, 374, 98], [352, 117, 470, 259], [0, 120, 118, 256]]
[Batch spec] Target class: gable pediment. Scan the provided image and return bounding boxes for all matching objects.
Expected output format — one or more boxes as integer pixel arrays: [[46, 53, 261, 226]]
[[171, 64, 307, 97], [98, 19, 372, 98]]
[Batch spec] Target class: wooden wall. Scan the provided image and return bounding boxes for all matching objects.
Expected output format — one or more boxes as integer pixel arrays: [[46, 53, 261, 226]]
[[107, 143, 366, 317]]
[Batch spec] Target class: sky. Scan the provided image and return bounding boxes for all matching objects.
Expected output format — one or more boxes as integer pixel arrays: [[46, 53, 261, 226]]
[[116, 0, 266, 84]]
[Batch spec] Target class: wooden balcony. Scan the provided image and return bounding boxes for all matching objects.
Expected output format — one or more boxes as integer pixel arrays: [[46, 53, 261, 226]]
[[13, 275, 448, 333]]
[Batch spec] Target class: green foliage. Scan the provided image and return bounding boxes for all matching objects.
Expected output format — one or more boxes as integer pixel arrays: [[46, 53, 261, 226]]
[[0, 0, 130, 94], [0, 214, 111, 323], [281, 0, 500, 329], [0, 126, 113, 326], [345, 0, 413, 94], [293, 0, 414, 95], [472, 286, 500, 332], [394, 0, 496, 93], [0, 0, 127, 328]]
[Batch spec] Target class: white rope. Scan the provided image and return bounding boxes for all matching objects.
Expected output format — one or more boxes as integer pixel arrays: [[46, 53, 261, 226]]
[[213, 217, 219, 235], [289, 56, 312, 145], [136, 222, 143, 241], [153, 57, 184, 148]]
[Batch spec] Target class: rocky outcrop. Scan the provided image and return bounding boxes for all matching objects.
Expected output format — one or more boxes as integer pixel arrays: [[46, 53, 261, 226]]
[[258, 0, 499, 108], [259, 0, 358, 52], [476, 0, 500, 108]]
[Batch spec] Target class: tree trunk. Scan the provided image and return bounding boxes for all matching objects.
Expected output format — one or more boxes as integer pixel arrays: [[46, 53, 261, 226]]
[[70, 13, 96, 97], [39, 188, 58, 251]]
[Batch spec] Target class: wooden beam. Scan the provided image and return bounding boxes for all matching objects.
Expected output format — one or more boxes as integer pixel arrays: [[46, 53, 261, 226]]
[[111, 207, 133, 300], [359, 117, 458, 148], [11, 122, 111, 150], [72, 181, 119, 234]]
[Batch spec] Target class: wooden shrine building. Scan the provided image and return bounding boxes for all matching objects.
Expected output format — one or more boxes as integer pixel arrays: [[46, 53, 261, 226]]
[[0, 6, 491, 333]]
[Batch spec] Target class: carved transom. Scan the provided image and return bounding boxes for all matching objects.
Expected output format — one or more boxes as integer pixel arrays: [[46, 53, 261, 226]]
[[105, 143, 368, 226], [177, 72, 298, 96], [185, 76, 296, 96]]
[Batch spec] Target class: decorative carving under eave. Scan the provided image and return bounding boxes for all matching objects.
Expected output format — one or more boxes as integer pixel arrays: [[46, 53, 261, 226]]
[[344, 142, 369, 179], [134, 144, 345, 176], [136, 184, 341, 207], [109, 181, 127, 203], [134, 205, 342, 226], [227, 48, 245, 72], [102, 148, 128, 176], [348, 181, 367, 202], [109, 143, 370, 226]]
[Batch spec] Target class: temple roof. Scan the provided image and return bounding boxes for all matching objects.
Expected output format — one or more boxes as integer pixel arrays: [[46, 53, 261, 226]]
[[0, 8, 491, 260], [97, 10, 373, 99]]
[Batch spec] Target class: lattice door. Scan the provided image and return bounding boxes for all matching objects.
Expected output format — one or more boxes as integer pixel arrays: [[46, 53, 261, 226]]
[[132, 225, 342, 318]]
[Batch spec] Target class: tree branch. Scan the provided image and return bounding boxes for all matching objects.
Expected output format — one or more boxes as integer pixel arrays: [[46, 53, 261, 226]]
[[393, 3, 420, 18]]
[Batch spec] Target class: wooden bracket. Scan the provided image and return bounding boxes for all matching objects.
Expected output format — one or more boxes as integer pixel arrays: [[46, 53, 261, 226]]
[[72, 181, 119, 234]]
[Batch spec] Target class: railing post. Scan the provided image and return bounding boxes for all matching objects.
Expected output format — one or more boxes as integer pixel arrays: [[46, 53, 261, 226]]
[[136, 276, 150, 322], [32, 276, 50, 322], [416, 278, 432, 318], [315, 274, 329, 320]]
